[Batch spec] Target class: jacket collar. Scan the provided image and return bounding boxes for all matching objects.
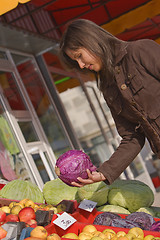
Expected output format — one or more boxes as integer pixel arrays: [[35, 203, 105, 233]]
[[114, 41, 128, 65]]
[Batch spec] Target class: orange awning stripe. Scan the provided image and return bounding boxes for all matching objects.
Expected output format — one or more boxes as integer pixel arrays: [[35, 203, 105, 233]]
[[0, 0, 31, 15], [102, 0, 160, 36]]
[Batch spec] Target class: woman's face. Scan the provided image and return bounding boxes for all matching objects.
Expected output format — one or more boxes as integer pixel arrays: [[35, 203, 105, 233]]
[[66, 47, 102, 72]]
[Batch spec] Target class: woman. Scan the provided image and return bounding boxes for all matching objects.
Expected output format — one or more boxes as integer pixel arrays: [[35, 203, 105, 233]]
[[59, 19, 160, 187]]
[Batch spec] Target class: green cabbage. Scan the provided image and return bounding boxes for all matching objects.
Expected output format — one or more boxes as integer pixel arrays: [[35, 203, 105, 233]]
[[149, 206, 160, 218], [108, 179, 154, 213], [136, 207, 155, 216], [43, 178, 79, 205], [97, 204, 130, 214], [77, 181, 109, 206], [0, 179, 44, 203]]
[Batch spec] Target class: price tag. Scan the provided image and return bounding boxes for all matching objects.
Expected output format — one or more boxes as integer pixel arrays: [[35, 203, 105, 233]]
[[53, 212, 77, 230], [78, 199, 97, 212]]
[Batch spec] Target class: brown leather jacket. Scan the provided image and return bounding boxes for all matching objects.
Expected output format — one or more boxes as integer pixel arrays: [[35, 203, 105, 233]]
[[97, 39, 160, 184]]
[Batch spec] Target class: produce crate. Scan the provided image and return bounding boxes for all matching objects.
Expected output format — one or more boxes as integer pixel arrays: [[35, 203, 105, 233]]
[[0, 198, 19, 208], [0, 198, 78, 214], [71, 208, 160, 224], [44, 221, 160, 239]]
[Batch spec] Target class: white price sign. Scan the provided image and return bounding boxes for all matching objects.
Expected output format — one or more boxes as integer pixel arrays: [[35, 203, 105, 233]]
[[78, 199, 97, 212], [52, 212, 77, 230]]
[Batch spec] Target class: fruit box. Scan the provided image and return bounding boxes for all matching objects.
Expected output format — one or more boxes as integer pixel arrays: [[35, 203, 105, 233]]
[[0, 198, 78, 214], [44, 221, 160, 239]]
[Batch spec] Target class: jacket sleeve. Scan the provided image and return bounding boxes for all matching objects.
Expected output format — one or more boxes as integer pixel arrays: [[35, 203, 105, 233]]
[[97, 110, 145, 185], [133, 39, 160, 80]]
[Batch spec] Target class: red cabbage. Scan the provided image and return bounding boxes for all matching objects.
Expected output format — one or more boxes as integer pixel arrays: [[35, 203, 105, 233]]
[[55, 150, 97, 186], [125, 212, 155, 230], [150, 221, 160, 232], [93, 212, 121, 226]]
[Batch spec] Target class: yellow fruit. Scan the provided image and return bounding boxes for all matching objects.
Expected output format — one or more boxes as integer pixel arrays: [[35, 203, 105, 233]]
[[47, 233, 61, 240], [62, 233, 79, 239], [79, 232, 93, 240], [128, 228, 144, 239], [125, 233, 136, 240], [15, 203, 24, 208], [90, 237, 104, 240], [1, 206, 10, 213], [93, 231, 103, 237], [104, 231, 116, 239], [82, 225, 97, 233], [30, 226, 48, 240], [10, 205, 22, 215], [116, 232, 126, 238], [111, 236, 118, 240], [144, 235, 155, 240], [34, 205, 40, 212], [117, 237, 128, 240], [25, 199, 35, 208], [98, 233, 107, 240], [19, 198, 29, 207], [9, 201, 17, 209], [103, 229, 116, 235]]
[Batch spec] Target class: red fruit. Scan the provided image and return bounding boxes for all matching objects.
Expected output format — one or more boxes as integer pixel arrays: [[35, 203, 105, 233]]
[[5, 214, 19, 223], [0, 226, 7, 239], [26, 219, 38, 228], [18, 207, 36, 223], [0, 210, 6, 223]]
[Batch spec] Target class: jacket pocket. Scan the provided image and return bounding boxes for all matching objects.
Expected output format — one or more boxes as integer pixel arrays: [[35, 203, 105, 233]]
[[126, 69, 144, 95]]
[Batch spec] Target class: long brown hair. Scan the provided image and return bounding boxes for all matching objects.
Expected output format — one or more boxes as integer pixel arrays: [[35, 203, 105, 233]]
[[59, 19, 122, 91]]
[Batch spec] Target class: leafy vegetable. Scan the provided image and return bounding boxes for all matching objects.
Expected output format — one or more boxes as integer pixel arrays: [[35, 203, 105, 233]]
[[43, 178, 79, 205], [55, 150, 97, 186], [77, 181, 109, 206], [150, 221, 160, 232], [136, 207, 155, 216], [108, 179, 154, 212], [112, 218, 141, 228], [125, 211, 155, 230], [0, 179, 44, 203], [150, 206, 160, 218], [93, 212, 139, 229], [97, 204, 130, 214], [93, 212, 121, 226]]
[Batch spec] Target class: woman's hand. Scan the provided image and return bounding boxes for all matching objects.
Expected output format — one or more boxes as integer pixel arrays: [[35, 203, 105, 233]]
[[71, 169, 106, 187]]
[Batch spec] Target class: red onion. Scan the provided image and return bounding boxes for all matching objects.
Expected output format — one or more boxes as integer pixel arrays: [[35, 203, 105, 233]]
[[55, 150, 97, 186]]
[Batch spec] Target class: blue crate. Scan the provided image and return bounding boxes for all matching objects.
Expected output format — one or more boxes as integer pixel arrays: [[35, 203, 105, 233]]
[[19, 227, 34, 240]]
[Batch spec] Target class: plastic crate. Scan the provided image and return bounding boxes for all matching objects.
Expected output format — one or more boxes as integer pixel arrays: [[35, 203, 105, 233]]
[[44, 221, 160, 238], [71, 208, 160, 224]]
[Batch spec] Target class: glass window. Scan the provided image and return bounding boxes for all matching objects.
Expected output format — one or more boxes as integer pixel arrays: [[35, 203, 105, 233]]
[[0, 100, 31, 181], [32, 153, 50, 183], [12, 53, 71, 158], [18, 121, 39, 142], [0, 71, 27, 110]]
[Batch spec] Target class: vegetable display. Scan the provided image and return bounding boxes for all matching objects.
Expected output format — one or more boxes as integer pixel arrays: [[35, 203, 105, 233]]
[[93, 211, 157, 231], [108, 179, 154, 212], [55, 150, 97, 186], [125, 212, 155, 230], [77, 181, 109, 206], [43, 178, 79, 205], [0, 180, 44, 203], [93, 212, 122, 226], [97, 204, 130, 214]]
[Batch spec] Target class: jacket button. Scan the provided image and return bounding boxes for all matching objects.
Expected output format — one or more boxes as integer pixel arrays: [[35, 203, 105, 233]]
[[128, 74, 132, 78], [121, 84, 127, 90], [115, 66, 120, 74]]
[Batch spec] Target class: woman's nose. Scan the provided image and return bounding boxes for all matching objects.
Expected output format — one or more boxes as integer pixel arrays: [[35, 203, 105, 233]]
[[77, 59, 85, 69]]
